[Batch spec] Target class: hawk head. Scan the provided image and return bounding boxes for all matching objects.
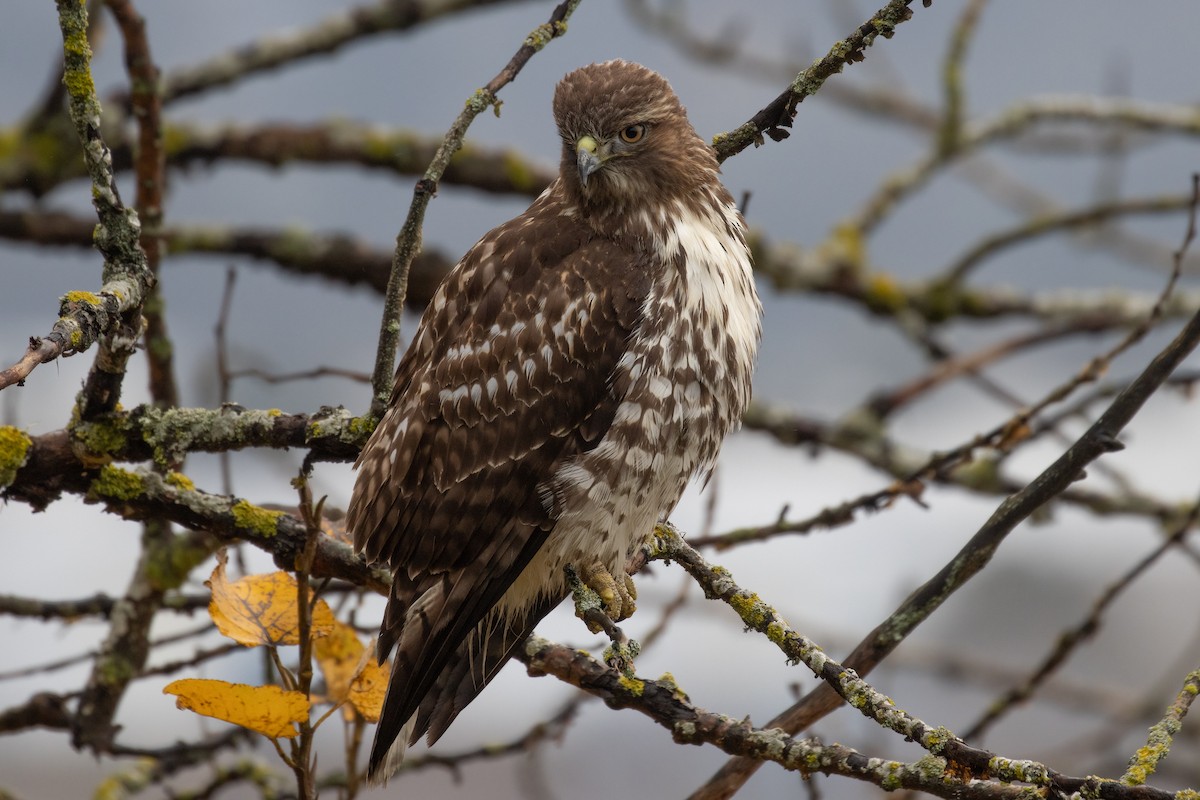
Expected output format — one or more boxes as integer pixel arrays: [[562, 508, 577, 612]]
[[553, 60, 719, 208]]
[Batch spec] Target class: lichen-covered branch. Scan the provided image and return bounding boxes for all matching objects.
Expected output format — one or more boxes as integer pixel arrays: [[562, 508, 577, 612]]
[[752, 229, 1200, 326], [0, 2, 154, 393], [72, 0, 178, 757], [0, 118, 556, 200], [937, 0, 988, 156], [520, 634, 1177, 800], [644, 526, 1182, 800], [1121, 668, 1200, 786], [82, 464, 386, 592], [7, 202, 1196, 331], [711, 0, 926, 162], [1, 404, 372, 510], [848, 96, 1200, 236], [0, 207, 453, 309], [152, 0, 527, 105], [106, 0, 175, 409], [690, 298, 1200, 799]]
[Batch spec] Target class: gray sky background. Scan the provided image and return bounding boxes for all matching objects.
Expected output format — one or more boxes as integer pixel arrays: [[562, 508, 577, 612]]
[[2, 2, 1199, 798]]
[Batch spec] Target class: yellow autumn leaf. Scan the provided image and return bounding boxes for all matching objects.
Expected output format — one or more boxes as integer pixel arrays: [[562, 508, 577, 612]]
[[164, 678, 309, 739], [314, 620, 388, 722], [206, 551, 336, 646], [347, 652, 389, 723]]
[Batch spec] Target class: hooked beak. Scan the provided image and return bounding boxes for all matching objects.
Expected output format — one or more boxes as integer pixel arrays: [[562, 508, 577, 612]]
[[576, 135, 604, 187]]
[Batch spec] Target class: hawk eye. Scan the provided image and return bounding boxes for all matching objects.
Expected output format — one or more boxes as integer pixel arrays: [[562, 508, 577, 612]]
[[618, 124, 646, 144]]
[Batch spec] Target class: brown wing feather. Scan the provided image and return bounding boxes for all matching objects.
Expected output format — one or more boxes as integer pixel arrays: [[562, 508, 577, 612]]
[[347, 184, 652, 778]]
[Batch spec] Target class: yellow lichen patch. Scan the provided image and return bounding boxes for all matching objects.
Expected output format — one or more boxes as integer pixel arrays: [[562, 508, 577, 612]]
[[164, 678, 308, 739], [865, 271, 906, 311], [828, 223, 866, 269], [0, 425, 33, 488], [728, 591, 770, 629], [164, 471, 195, 492], [0, 126, 19, 162], [91, 464, 144, 501], [160, 123, 190, 158], [346, 414, 377, 440], [766, 620, 789, 647], [657, 672, 689, 702], [230, 498, 283, 538], [61, 31, 96, 98], [70, 413, 129, 467], [206, 552, 335, 647], [617, 674, 645, 697], [62, 289, 102, 307]]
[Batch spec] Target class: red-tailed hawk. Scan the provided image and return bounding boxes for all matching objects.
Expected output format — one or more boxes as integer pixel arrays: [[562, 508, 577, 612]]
[[348, 59, 761, 782]]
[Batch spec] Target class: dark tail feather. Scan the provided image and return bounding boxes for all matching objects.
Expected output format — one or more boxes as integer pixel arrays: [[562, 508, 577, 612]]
[[365, 588, 562, 783], [415, 591, 562, 745]]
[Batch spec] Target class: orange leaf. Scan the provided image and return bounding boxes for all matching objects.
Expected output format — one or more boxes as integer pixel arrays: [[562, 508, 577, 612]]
[[164, 678, 309, 739], [206, 554, 336, 647], [347, 651, 389, 723], [206, 551, 336, 646], [314, 620, 363, 700], [314, 621, 389, 722]]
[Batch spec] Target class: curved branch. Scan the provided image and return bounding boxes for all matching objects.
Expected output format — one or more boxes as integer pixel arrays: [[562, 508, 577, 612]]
[[159, 121, 555, 198], [711, 0, 925, 162], [849, 96, 1200, 236], [0, 208, 453, 309], [152, 0, 530, 105], [520, 633, 1175, 800]]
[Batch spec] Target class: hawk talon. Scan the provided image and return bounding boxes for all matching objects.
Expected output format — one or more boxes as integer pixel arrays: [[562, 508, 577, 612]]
[[578, 561, 637, 624], [565, 564, 609, 635], [565, 565, 640, 674]]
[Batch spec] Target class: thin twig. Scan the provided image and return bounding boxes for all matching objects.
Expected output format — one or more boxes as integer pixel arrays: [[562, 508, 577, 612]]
[[711, 0, 927, 162], [962, 494, 1200, 741], [369, 0, 584, 416], [0, 0, 153, 393]]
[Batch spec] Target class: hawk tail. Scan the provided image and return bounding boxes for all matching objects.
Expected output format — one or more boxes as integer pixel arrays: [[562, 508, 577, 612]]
[[365, 580, 562, 784]]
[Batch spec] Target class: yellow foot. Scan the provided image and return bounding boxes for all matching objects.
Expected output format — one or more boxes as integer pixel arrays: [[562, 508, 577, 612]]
[[579, 561, 637, 623], [567, 562, 637, 633]]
